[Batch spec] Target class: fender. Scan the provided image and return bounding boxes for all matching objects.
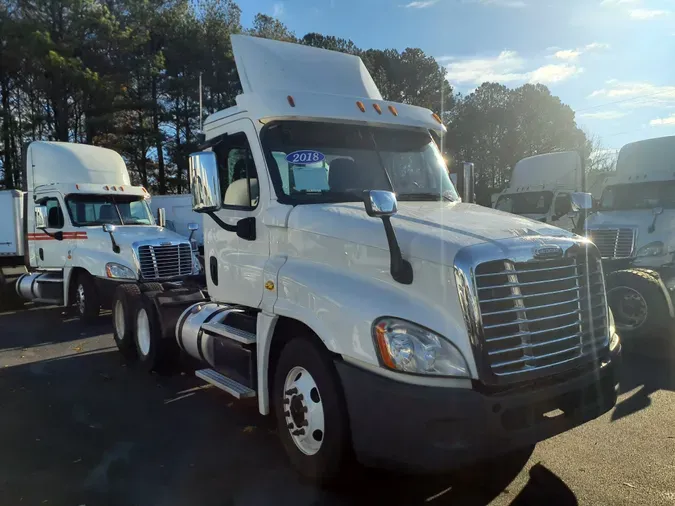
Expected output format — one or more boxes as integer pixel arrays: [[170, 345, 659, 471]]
[[271, 256, 475, 375]]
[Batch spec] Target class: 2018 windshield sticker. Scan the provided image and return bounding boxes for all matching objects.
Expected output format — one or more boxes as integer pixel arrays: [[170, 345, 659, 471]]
[[285, 150, 325, 165]]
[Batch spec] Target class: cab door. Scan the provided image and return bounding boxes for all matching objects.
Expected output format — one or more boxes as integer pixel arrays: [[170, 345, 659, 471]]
[[206, 118, 270, 308], [32, 193, 71, 268]]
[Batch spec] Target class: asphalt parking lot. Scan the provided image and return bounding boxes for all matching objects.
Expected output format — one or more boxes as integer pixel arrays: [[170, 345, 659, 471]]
[[0, 306, 674, 506]]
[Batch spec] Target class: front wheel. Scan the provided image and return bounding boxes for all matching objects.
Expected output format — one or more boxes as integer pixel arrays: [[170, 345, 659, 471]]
[[273, 336, 351, 485], [112, 284, 142, 359], [74, 272, 100, 324], [606, 270, 670, 342]]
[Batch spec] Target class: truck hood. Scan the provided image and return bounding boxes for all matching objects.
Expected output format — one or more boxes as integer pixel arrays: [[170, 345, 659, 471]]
[[98, 225, 188, 247], [287, 202, 574, 265]]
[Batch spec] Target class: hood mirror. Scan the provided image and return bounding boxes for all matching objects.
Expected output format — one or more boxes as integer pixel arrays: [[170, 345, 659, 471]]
[[570, 192, 593, 211], [362, 190, 412, 285], [364, 190, 398, 217], [102, 223, 120, 254], [652, 206, 664, 216], [102, 224, 116, 233]]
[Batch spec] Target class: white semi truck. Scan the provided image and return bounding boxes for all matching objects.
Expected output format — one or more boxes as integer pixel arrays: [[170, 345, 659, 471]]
[[493, 151, 590, 233], [0, 142, 199, 323], [586, 136, 675, 341], [112, 35, 620, 482]]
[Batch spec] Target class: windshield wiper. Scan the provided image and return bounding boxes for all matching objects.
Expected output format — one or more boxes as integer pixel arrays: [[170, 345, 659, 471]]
[[397, 192, 454, 202]]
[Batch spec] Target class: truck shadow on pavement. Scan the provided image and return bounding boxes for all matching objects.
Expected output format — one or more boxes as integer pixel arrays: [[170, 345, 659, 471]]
[[611, 342, 675, 422], [0, 336, 579, 506], [0, 305, 111, 352]]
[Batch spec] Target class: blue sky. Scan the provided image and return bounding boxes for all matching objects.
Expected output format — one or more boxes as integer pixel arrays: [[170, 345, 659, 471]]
[[240, 0, 675, 153]]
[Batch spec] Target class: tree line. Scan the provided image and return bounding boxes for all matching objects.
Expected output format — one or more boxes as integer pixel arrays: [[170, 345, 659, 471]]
[[0, 0, 601, 204]]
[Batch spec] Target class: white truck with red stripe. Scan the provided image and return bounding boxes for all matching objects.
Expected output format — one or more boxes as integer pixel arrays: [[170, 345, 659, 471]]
[[0, 141, 199, 321]]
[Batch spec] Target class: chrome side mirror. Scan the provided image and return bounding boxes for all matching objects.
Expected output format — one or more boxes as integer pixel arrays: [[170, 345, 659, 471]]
[[102, 223, 116, 233], [157, 207, 166, 228], [189, 151, 222, 213], [34, 206, 47, 229], [363, 190, 398, 218], [570, 192, 593, 211], [652, 206, 664, 216], [188, 222, 199, 231]]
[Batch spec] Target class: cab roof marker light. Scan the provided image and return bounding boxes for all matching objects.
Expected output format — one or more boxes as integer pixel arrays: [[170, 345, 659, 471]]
[[104, 185, 109, 191], [111, 186, 117, 191], [356, 101, 366, 113], [432, 113, 442, 124], [287, 95, 295, 107], [119, 186, 124, 191], [388, 105, 398, 116], [373, 103, 382, 115]]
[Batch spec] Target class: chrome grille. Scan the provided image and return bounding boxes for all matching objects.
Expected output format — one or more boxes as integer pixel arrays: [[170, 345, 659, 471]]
[[475, 253, 608, 379], [588, 228, 636, 258], [137, 243, 193, 280]]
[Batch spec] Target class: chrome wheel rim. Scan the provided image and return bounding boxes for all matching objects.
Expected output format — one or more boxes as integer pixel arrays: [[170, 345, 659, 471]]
[[608, 286, 648, 330], [283, 366, 324, 456], [113, 300, 125, 338], [76, 284, 86, 315], [136, 308, 151, 357]]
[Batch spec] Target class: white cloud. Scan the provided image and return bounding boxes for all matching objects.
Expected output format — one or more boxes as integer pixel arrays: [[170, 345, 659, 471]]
[[579, 110, 628, 120], [554, 49, 582, 61], [272, 2, 285, 17], [403, 0, 437, 7], [588, 81, 675, 109], [629, 9, 669, 19], [467, 0, 527, 7], [601, 0, 639, 4], [529, 64, 583, 83], [650, 114, 675, 126], [444, 50, 582, 86], [550, 42, 609, 61]]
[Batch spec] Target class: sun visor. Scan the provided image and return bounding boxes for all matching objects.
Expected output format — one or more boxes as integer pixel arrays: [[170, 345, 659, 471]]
[[231, 34, 383, 100]]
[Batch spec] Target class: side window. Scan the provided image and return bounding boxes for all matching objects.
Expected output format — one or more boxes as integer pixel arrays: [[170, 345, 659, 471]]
[[215, 133, 259, 209], [554, 193, 572, 216], [41, 197, 65, 229]]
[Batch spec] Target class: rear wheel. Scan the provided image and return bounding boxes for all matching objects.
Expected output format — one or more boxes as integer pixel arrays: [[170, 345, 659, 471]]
[[133, 294, 175, 372], [74, 271, 100, 324], [273, 335, 351, 485], [112, 284, 141, 359]]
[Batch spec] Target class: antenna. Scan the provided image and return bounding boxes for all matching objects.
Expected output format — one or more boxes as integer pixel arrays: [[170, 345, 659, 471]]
[[199, 72, 203, 132]]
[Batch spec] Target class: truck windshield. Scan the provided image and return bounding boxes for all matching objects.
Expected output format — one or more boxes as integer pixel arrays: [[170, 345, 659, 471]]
[[600, 181, 675, 210], [261, 121, 458, 203], [495, 191, 554, 215], [66, 195, 155, 226]]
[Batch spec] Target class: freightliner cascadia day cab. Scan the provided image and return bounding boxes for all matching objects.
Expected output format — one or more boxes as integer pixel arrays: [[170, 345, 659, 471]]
[[0, 142, 199, 322], [493, 151, 593, 234], [586, 136, 675, 341], [112, 35, 621, 482]]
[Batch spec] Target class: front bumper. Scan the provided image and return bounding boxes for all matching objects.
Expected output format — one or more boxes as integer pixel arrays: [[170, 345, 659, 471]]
[[336, 344, 620, 473]]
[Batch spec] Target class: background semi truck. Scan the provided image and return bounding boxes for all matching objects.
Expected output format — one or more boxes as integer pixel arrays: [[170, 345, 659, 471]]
[[0, 142, 199, 323], [586, 135, 675, 341], [111, 34, 620, 483], [493, 151, 591, 233]]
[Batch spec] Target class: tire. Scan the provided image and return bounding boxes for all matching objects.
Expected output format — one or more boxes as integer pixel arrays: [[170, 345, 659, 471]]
[[133, 293, 175, 372], [139, 282, 163, 293], [606, 269, 671, 342], [273, 336, 351, 485], [112, 284, 142, 359], [73, 271, 100, 324]]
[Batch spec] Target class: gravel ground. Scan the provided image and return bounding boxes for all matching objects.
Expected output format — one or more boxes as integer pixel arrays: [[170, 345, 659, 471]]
[[0, 305, 673, 506]]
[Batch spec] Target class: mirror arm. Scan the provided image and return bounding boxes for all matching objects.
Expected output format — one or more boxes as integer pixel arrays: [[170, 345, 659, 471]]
[[206, 212, 256, 241], [381, 216, 413, 285], [648, 214, 659, 234], [40, 229, 64, 241], [106, 230, 121, 254], [207, 211, 237, 233]]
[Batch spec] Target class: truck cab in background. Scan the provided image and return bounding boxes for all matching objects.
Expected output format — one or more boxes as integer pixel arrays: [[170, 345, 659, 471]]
[[493, 151, 592, 234], [0, 142, 198, 326], [115, 35, 620, 483], [586, 136, 675, 341]]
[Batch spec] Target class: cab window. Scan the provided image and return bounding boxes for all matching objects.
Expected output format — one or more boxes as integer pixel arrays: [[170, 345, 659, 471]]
[[214, 133, 260, 210]]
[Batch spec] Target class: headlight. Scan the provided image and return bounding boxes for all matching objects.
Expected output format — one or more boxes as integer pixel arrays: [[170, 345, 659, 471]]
[[373, 317, 469, 377], [636, 241, 664, 257], [608, 307, 620, 351], [105, 262, 137, 280]]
